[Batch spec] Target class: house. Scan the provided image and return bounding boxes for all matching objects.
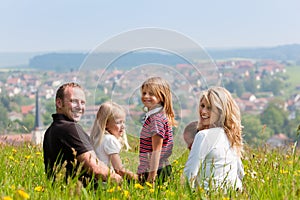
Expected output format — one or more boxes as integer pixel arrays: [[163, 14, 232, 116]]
[[8, 111, 23, 121], [241, 93, 256, 102], [266, 133, 291, 148], [21, 105, 35, 115]]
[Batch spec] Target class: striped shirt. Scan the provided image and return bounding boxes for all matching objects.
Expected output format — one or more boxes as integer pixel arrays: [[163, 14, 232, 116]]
[[137, 111, 173, 174]]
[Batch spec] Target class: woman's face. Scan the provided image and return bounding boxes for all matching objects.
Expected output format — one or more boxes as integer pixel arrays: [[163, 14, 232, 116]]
[[199, 97, 219, 129]]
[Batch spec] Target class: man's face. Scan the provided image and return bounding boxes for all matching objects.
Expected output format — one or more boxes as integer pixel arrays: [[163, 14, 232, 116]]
[[56, 87, 86, 122]]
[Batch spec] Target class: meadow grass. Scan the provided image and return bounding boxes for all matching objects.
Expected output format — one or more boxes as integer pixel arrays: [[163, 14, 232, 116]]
[[0, 142, 299, 200], [285, 65, 300, 96]]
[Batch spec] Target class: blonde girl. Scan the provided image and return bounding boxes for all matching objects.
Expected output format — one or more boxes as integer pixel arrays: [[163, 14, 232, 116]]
[[184, 86, 244, 191], [90, 101, 137, 180], [137, 77, 177, 184]]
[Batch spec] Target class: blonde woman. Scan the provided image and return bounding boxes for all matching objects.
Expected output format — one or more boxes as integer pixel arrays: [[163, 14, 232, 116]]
[[184, 87, 244, 191], [90, 101, 138, 180]]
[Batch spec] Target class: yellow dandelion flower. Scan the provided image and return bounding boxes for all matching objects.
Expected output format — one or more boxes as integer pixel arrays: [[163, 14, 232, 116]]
[[288, 160, 293, 165], [223, 198, 230, 200], [134, 183, 144, 189], [35, 152, 42, 155], [25, 155, 31, 160], [34, 186, 44, 192], [157, 185, 166, 190], [16, 189, 30, 199], [165, 190, 175, 196], [280, 169, 288, 174], [197, 186, 205, 193], [173, 160, 178, 164], [107, 187, 115, 193], [12, 148, 17, 153], [8, 156, 14, 160], [145, 182, 153, 188], [123, 190, 130, 197], [2, 196, 13, 200], [149, 188, 155, 193], [117, 186, 121, 191]]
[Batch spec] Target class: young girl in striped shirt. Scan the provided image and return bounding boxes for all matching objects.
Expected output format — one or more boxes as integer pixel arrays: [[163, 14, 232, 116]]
[[137, 77, 177, 184]]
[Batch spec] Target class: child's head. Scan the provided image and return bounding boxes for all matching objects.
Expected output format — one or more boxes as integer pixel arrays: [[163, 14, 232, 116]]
[[183, 121, 198, 150], [90, 101, 130, 151], [141, 77, 177, 126]]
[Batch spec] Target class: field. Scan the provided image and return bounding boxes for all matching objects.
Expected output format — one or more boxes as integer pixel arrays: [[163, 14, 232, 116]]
[[285, 65, 300, 96], [1, 140, 300, 200]]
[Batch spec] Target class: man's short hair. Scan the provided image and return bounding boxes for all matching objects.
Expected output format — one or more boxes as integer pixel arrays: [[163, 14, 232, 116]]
[[56, 82, 83, 100]]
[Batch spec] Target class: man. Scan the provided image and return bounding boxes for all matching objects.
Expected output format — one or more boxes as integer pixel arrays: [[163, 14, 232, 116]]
[[43, 82, 122, 186]]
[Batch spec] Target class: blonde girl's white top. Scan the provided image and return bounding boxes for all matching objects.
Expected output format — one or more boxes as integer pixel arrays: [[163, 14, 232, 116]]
[[94, 134, 122, 167], [184, 127, 243, 191]]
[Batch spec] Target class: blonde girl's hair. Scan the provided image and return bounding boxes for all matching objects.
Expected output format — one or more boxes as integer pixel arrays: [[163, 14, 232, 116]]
[[90, 101, 131, 151], [141, 77, 177, 127], [197, 86, 243, 156]]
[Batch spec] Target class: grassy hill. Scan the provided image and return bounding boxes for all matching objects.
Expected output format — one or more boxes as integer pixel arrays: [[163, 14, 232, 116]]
[[1, 139, 299, 199]]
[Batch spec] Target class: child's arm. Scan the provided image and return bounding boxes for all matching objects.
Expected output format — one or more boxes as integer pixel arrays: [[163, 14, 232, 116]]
[[110, 153, 138, 180], [147, 134, 163, 183]]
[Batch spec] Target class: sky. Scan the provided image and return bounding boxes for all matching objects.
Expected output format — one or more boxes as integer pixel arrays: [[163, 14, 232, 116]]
[[1, 0, 300, 53]]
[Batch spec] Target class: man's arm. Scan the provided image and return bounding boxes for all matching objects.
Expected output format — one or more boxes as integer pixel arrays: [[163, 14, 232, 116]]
[[77, 150, 122, 183]]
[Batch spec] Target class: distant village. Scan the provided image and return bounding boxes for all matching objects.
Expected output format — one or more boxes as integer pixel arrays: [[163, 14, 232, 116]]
[[1, 58, 300, 147]]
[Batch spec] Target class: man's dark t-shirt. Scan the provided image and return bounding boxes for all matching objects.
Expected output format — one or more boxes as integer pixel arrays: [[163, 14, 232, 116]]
[[43, 114, 94, 183]]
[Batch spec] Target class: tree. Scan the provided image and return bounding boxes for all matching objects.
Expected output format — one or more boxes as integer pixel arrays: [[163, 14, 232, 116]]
[[225, 80, 245, 97], [0, 103, 9, 132], [244, 71, 259, 94], [260, 102, 288, 134], [285, 110, 300, 140], [270, 79, 284, 96], [22, 114, 34, 133], [242, 114, 273, 146], [42, 99, 56, 126]]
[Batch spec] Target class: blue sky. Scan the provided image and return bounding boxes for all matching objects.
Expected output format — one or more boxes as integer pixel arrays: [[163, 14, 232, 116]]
[[1, 0, 300, 52]]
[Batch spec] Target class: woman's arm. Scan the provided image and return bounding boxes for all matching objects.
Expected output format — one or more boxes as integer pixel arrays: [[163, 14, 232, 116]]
[[183, 132, 209, 186], [110, 153, 138, 180], [147, 134, 163, 183]]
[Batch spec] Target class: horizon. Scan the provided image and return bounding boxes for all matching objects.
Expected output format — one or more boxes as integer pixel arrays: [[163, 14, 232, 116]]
[[0, 43, 299, 68]]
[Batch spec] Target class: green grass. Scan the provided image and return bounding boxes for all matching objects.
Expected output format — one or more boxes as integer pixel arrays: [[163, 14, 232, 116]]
[[285, 65, 300, 96], [0, 142, 300, 200]]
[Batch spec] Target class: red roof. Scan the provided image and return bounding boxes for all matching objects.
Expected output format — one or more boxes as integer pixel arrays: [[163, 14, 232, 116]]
[[21, 105, 35, 115]]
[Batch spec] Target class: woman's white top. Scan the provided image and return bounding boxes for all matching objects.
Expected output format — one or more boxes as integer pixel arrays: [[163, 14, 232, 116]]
[[184, 127, 244, 190], [94, 134, 122, 167]]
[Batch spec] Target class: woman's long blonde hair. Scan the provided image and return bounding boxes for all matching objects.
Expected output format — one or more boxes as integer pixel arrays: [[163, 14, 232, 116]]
[[141, 77, 177, 127], [198, 86, 243, 156], [90, 101, 130, 151]]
